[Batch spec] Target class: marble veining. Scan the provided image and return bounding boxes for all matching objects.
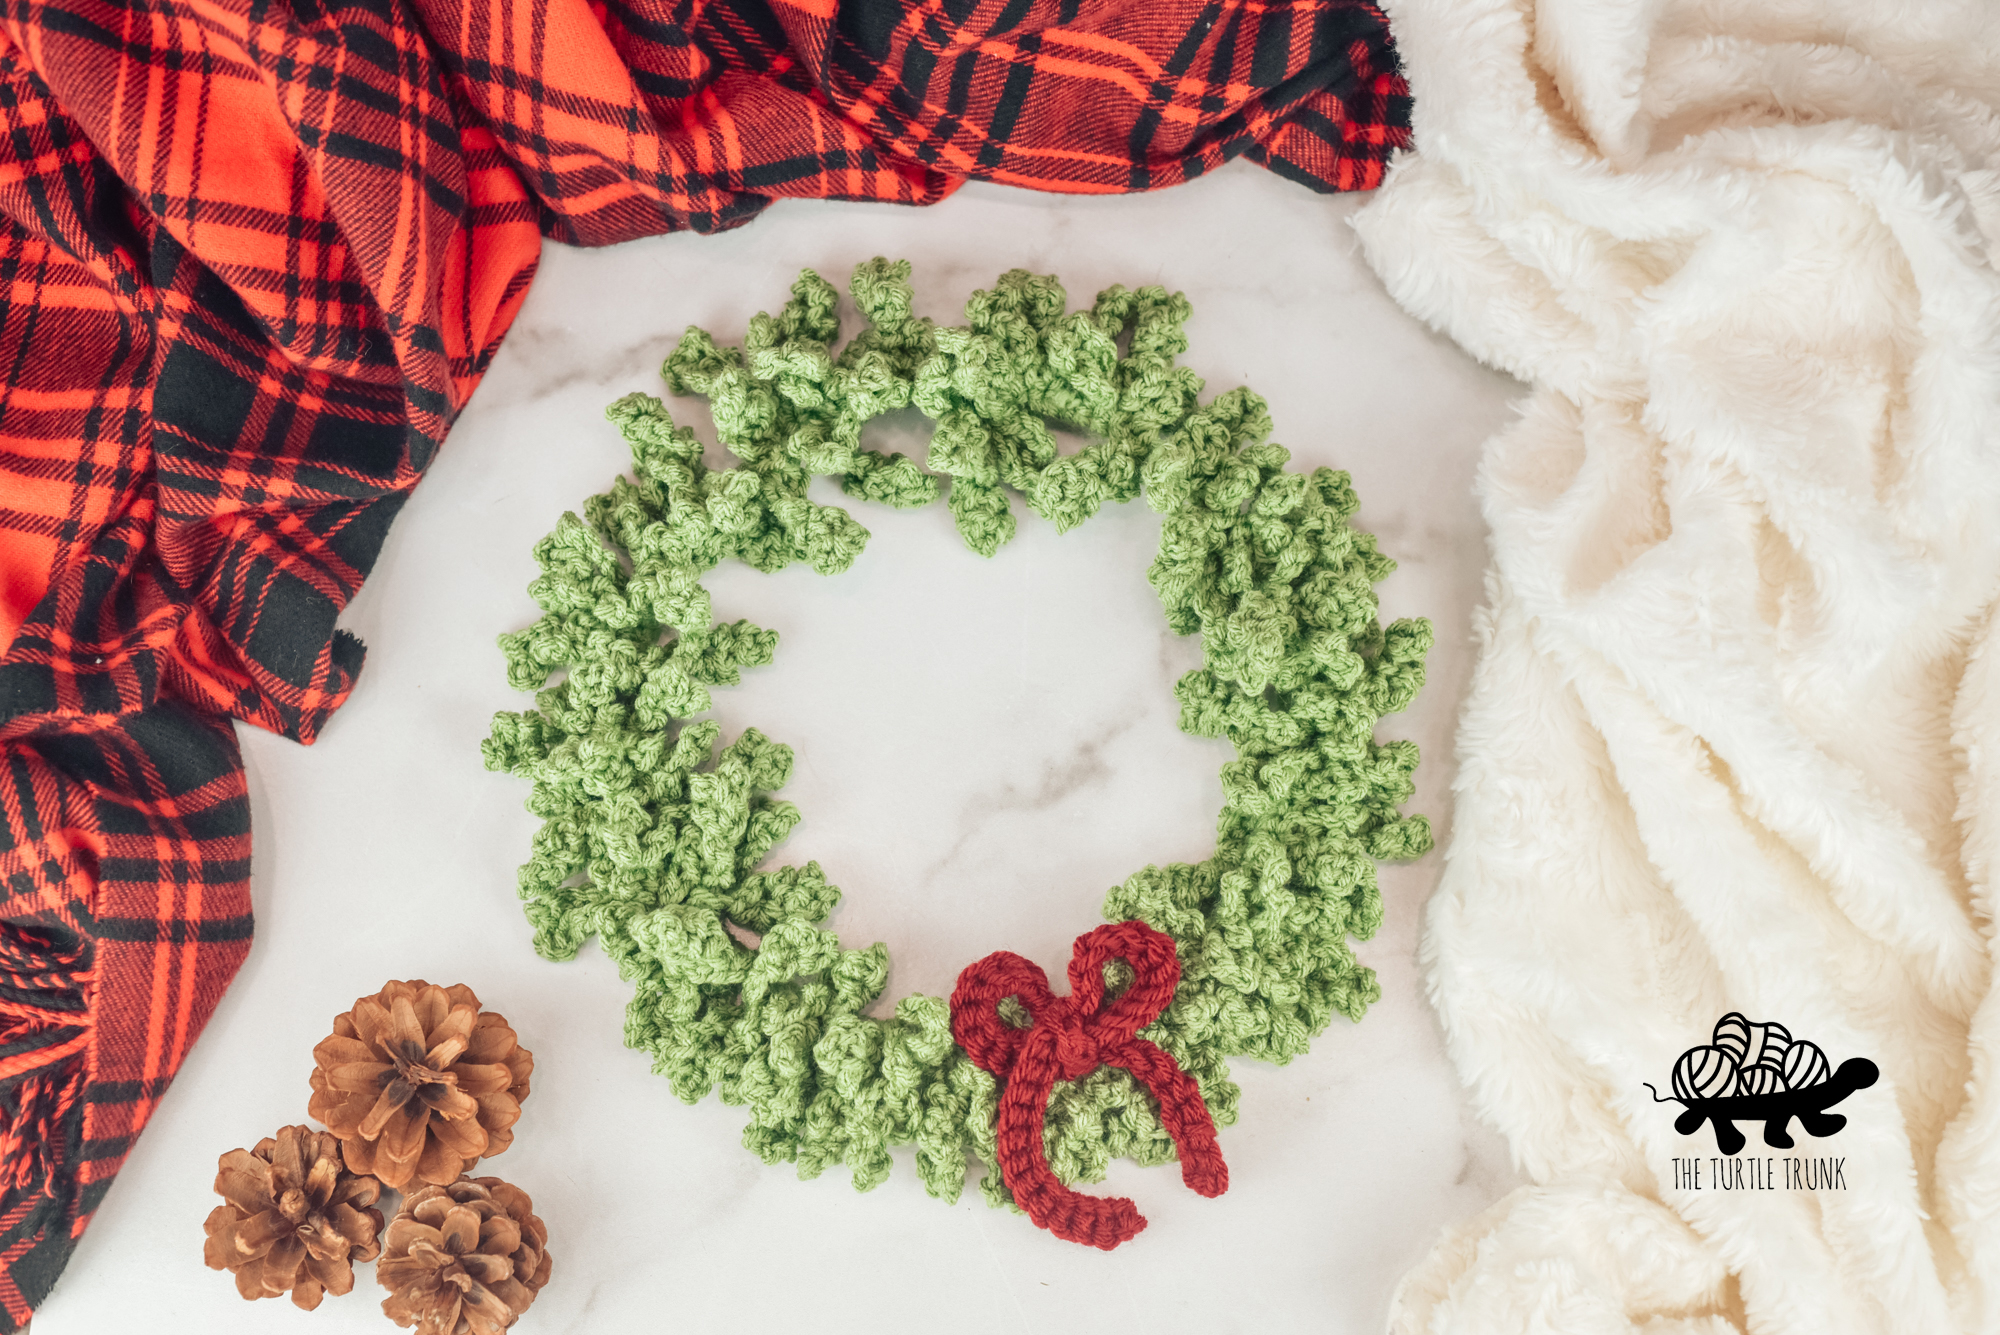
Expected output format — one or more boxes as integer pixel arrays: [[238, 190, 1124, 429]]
[[40, 165, 1526, 1334], [918, 707, 1142, 882]]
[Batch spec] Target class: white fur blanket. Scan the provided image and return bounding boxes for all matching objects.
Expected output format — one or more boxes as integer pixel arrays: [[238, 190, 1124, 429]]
[[1354, 2, 2000, 1329]]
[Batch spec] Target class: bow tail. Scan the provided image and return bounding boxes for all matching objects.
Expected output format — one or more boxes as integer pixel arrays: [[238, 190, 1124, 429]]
[[995, 1032, 1149, 1250], [1118, 1037, 1229, 1198]]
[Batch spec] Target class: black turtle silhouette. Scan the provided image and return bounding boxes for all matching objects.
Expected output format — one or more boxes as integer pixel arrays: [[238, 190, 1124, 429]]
[[1647, 1056, 1879, 1155]]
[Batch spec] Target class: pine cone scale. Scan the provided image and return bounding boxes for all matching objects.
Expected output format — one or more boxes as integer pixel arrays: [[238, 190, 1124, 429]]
[[379, 1105, 432, 1174], [479, 1216, 521, 1255], [341, 1133, 380, 1177], [316, 1035, 376, 1065], [351, 997, 397, 1048], [383, 1216, 429, 1252], [358, 1082, 413, 1139], [429, 1109, 486, 1156], [305, 1251, 355, 1295], [231, 1209, 291, 1255], [387, 996, 432, 1053], [265, 1234, 305, 1276], [216, 1163, 276, 1216], [271, 1132, 307, 1180], [328, 1060, 395, 1092], [426, 1034, 472, 1068], [233, 1260, 270, 1302], [330, 1201, 380, 1247], [445, 1204, 485, 1252], [418, 1135, 471, 1185], [452, 1064, 515, 1096], [473, 1092, 521, 1133], [310, 1070, 372, 1139], [300, 1227, 347, 1263], [462, 1281, 520, 1326], [388, 995, 456, 1055], [305, 1151, 340, 1200], [416, 987, 470, 1038], [465, 1023, 519, 1065], [429, 1083, 482, 1120], [426, 1006, 476, 1051], [203, 1210, 252, 1273]]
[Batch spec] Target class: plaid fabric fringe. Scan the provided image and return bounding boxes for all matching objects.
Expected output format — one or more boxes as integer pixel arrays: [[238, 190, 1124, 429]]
[[0, 0, 1408, 1318]]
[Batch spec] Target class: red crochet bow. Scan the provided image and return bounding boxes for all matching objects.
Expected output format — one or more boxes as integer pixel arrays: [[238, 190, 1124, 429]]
[[950, 920, 1227, 1250]]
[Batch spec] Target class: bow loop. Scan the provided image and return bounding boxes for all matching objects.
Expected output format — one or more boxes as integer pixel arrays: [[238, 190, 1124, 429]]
[[950, 919, 1228, 1250], [1067, 917, 1180, 1034], [950, 950, 1055, 1074]]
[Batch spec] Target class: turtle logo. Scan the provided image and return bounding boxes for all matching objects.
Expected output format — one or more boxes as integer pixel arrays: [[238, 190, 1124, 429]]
[[1646, 1013, 1879, 1155]]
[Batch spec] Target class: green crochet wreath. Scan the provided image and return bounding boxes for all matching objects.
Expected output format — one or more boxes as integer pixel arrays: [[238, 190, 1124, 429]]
[[481, 260, 1432, 1209]]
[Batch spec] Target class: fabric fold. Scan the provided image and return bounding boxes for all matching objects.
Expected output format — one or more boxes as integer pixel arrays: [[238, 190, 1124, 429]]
[[1355, 1, 2000, 1329]]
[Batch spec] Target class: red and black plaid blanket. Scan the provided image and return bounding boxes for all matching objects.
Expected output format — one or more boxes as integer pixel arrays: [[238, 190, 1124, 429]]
[[0, 0, 1406, 1319]]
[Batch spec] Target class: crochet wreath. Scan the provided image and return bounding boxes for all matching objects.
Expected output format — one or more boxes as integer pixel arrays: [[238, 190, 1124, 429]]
[[482, 260, 1432, 1230]]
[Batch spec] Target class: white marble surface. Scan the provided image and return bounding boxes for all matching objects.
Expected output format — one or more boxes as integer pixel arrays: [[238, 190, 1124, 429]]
[[37, 165, 1524, 1334]]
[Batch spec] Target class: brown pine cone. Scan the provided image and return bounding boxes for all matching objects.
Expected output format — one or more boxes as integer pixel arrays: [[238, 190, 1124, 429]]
[[201, 1125, 384, 1309], [378, 1176, 553, 1335], [309, 980, 534, 1189]]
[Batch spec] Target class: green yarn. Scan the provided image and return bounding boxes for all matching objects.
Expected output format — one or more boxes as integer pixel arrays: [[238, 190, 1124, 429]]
[[482, 260, 1434, 1210]]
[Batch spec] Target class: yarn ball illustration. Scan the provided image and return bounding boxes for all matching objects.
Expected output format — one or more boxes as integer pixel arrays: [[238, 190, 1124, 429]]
[[1665, 1015, 1837, 1102], [1782, 1041, 1831, 1090], [1713, 1012, 1791, 1070], [1654, 1014, 1877, 1155], [1735, 1064, 1787, 1097], [1673, 1045, 1740, 1101]]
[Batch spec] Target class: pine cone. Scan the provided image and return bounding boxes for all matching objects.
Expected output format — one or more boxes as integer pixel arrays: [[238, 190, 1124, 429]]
[[309, 980, 534, 1189], [202, 1125, 384, 1309], [378, 1176, 552, 1335]]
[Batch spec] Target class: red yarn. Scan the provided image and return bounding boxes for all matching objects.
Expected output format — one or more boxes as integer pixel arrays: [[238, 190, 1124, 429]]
[[950, 920, 1228, 1250]]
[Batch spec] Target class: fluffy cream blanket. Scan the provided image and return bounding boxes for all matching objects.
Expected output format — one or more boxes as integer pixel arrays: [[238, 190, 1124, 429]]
[[1354, 2, 2000, 1329]]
